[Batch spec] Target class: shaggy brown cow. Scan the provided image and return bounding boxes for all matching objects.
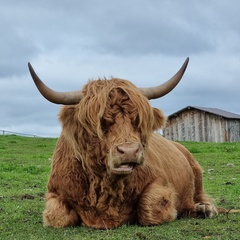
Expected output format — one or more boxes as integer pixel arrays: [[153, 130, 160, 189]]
[[28, 58, 218, 229]]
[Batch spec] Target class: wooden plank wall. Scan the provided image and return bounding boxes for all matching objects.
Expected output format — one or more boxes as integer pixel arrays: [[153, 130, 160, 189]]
[[226, 119, 240, 142], [163, 109, 240, 142]]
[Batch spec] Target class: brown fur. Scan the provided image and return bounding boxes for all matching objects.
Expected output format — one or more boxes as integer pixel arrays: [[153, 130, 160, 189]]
[[43, 78, 217, 229]]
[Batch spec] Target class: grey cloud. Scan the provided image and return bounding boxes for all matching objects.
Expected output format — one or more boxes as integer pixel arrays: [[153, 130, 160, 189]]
[[0, 25, 40, 77], [1, 0, 240, 137]]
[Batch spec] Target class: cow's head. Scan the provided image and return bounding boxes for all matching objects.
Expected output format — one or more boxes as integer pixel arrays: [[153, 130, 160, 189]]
[[28, 58, 189, 176]]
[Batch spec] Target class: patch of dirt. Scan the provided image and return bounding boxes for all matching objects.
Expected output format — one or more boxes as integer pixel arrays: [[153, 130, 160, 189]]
[[20, 194, 35, 200]]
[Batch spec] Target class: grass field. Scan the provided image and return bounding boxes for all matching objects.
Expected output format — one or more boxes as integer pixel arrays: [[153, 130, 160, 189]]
[[0, 135, 240, 239]]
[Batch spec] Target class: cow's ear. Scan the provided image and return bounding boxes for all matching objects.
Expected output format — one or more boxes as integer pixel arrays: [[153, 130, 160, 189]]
[[152, 108, 166, 130], [59, 105, 77, 127]]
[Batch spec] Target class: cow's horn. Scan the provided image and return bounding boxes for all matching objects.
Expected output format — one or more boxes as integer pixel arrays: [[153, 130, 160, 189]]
[[28, 63, 84, 105], [139, 57, 189, 99]]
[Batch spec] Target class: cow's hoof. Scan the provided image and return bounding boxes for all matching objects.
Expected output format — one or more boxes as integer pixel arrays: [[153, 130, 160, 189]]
[[195, 203, 218, 218]]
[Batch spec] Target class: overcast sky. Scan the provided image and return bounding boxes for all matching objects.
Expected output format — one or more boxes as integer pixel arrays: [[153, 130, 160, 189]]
[[1, 0, 240, 137]]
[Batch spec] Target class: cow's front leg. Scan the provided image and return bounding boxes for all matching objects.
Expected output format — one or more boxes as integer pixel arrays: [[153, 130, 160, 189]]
[[137, 182, 177, 226], [43, 193, 80, 228]]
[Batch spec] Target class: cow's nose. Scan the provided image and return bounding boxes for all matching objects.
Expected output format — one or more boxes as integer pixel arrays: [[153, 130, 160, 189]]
[[115, 143, 142, 160]]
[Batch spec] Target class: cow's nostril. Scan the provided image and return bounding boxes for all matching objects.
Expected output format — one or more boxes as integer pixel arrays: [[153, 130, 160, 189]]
[[116, 145, 125, 154]]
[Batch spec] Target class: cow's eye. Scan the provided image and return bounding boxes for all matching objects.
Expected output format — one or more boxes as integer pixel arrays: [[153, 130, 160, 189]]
[[132, 116, 140, 129], [100, 118, 111, 133]]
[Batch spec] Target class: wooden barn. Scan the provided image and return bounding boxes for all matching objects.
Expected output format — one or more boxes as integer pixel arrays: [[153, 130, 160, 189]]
[[163, 106, 240, 142]]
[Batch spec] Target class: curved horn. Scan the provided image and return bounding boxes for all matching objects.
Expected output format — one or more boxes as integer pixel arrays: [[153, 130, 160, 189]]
[[139, 57, 189, 99], [28, 63, 84, 105]]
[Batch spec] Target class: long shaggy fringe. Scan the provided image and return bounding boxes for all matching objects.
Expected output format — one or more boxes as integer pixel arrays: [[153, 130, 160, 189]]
[[59, 78, 165, 167]]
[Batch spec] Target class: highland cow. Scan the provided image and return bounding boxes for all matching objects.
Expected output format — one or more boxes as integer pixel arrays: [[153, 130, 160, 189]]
[[28, 57, 218, 229]]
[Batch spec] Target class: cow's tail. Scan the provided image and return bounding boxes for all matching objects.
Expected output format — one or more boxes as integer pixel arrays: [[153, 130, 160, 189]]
[[217, 207, 240, 214]]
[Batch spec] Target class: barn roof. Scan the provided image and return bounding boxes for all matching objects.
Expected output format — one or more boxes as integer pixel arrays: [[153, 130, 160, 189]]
[[168, 106, 240, 119]]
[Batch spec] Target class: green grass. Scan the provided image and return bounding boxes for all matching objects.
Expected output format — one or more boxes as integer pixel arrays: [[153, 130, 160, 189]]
[[0, 135, 239, 240]]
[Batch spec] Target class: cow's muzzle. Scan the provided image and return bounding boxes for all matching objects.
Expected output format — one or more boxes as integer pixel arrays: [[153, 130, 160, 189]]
[[110, 142, 144, 175]]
